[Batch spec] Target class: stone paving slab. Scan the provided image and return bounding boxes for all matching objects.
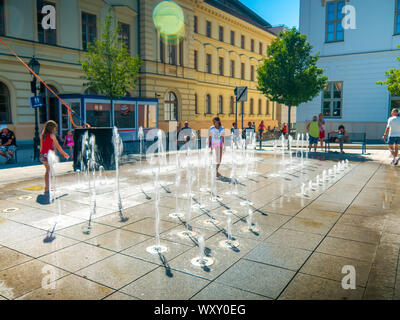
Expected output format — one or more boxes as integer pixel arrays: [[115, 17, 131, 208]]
[[1, 150, 400, 300]]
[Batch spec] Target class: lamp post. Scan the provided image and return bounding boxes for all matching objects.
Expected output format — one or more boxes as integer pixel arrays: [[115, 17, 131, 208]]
[[28, 57, 41, 161]]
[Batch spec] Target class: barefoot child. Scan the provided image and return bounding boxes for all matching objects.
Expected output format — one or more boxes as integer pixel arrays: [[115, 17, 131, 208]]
[[63, 129, 74, 160], [208, 117, 225, 178], [40, 120, 69, 203]]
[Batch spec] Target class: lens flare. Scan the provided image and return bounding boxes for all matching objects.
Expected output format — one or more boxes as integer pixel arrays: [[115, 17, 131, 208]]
[[153, 1, 185, 44]]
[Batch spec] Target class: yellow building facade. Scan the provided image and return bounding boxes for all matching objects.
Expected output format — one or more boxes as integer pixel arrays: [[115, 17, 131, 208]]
[[140, 0, 281, 133], [0, 0, 288, 144]]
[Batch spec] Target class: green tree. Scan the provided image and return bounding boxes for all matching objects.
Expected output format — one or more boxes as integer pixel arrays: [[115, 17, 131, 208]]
[[80, 9, 141, 123], [257, 28, 327, 136], [377, 46, 400, 97]]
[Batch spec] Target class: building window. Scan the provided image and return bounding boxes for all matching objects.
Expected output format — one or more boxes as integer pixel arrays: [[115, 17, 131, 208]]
[[326, 0, 345, 42], [218, 95, 223, 114], [165, 92, 177, 121], [206, 54, 212, 73], [168, 44, 177, 65], [322, 81, 343, 117], [0, 0, 5, 36], [194, 93, 198, 114], [241, 63, 245, 80], [230, 30, 235, 45], [230, 96, 234, 114], [250, 66, 254, 81], [194, 15, 198, 33], [230, 60, 235, 78], [219, 26, 224, 42], [118, 22, 130, 51], [206, 94, 211, 114], [160, 38, 165, 63], [179, 41, 184, 66], [40, 85, 59, 124], [251, 39, 254, 52], [266, 101, 270, 115], [37, 0, 57, 45], [250, 98, 254, 115], [82, 12, 97, 50], [259, 42, 263, 55], [219, 57, 224, 76], [241, 35, 245, 49], [390, 94, 400, 113], [206, 21, 212, 37], [194, 50, 198, 70], [0, 82, 11, 123], [258, 99, 262, 115]]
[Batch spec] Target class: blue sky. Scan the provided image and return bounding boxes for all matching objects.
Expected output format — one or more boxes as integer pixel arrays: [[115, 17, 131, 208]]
[[240, 0, 300, 28]]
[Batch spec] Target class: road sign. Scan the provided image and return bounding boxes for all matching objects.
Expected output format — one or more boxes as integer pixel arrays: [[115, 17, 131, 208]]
[[234, 86, 247, 102], [29, 96, 44, 109]]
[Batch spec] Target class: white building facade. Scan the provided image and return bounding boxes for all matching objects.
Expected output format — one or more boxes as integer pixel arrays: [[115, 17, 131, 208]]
[[298, 0, 400, 140]]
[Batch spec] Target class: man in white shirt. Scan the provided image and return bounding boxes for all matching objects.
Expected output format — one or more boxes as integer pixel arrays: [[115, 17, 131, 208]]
[[382, 108, 400, 165]]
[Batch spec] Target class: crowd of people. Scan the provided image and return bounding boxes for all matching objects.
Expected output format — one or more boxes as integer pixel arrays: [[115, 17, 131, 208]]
[[306, 113, 348, 154]]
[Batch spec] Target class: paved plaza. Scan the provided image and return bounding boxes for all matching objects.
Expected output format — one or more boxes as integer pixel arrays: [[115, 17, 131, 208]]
[[0, 148, 400, 300]]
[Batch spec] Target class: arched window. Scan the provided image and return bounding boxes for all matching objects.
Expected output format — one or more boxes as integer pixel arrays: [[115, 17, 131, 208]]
[[218, 95, 223, 114], [84, 87, 98, 95], [164, 92, 177, 121], [194, 93, 198, 114], [230, 96, 234, 114], [258, 99, 262, 115], [40, 85, 59, 124], [0, 82, 11, 123], [206, 94, 211, 114], [250, 98, 254, 115], [266, 101, 270, 115]]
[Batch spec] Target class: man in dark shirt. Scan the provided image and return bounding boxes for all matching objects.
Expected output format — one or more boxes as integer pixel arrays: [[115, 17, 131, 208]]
[[0, 126, 17, 163]]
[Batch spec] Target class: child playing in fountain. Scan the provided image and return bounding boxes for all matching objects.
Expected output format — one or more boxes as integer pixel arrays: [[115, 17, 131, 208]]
[[40, 120, 69, 204], [306, 116, 321, 152], [208, 117, 225, 178], [63, 129, 74, 160]]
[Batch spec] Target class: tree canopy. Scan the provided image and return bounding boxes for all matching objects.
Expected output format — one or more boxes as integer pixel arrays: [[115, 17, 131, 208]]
[[377, 45, 400, 96], [257, 28, 327, 109], [80, 9, 142, 100]]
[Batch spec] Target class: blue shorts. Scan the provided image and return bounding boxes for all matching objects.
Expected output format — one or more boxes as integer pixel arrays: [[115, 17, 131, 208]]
[[0, 145, 16, 153], [388, 137, 400, 145], [309, 136, 319, 145]]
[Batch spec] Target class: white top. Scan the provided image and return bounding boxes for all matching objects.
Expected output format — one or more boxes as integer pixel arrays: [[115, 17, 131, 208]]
[[209, 126, 225, 144], [387, 116, 400, 137]]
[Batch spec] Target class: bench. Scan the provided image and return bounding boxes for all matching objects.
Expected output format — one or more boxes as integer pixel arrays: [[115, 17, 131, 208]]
[[325, 132, 367, 154]]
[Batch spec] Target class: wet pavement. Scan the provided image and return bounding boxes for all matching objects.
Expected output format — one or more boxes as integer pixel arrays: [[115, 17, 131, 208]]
[[0, 149, 400, 300]]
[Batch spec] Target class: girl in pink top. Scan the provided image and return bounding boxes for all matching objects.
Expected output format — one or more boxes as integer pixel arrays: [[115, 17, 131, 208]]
[[63, 130, 74, 160]]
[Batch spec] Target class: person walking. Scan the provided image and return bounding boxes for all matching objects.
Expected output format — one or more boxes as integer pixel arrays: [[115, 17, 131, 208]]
[[208, 117, 225, 177], [258, 120, 266, 141], [382, 108, 400, 165], [318, 113, 326, 151], [306, 116, 320, 152]]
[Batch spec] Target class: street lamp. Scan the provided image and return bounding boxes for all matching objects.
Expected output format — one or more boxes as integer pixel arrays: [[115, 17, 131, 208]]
[[28, 57, 41, 161]]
